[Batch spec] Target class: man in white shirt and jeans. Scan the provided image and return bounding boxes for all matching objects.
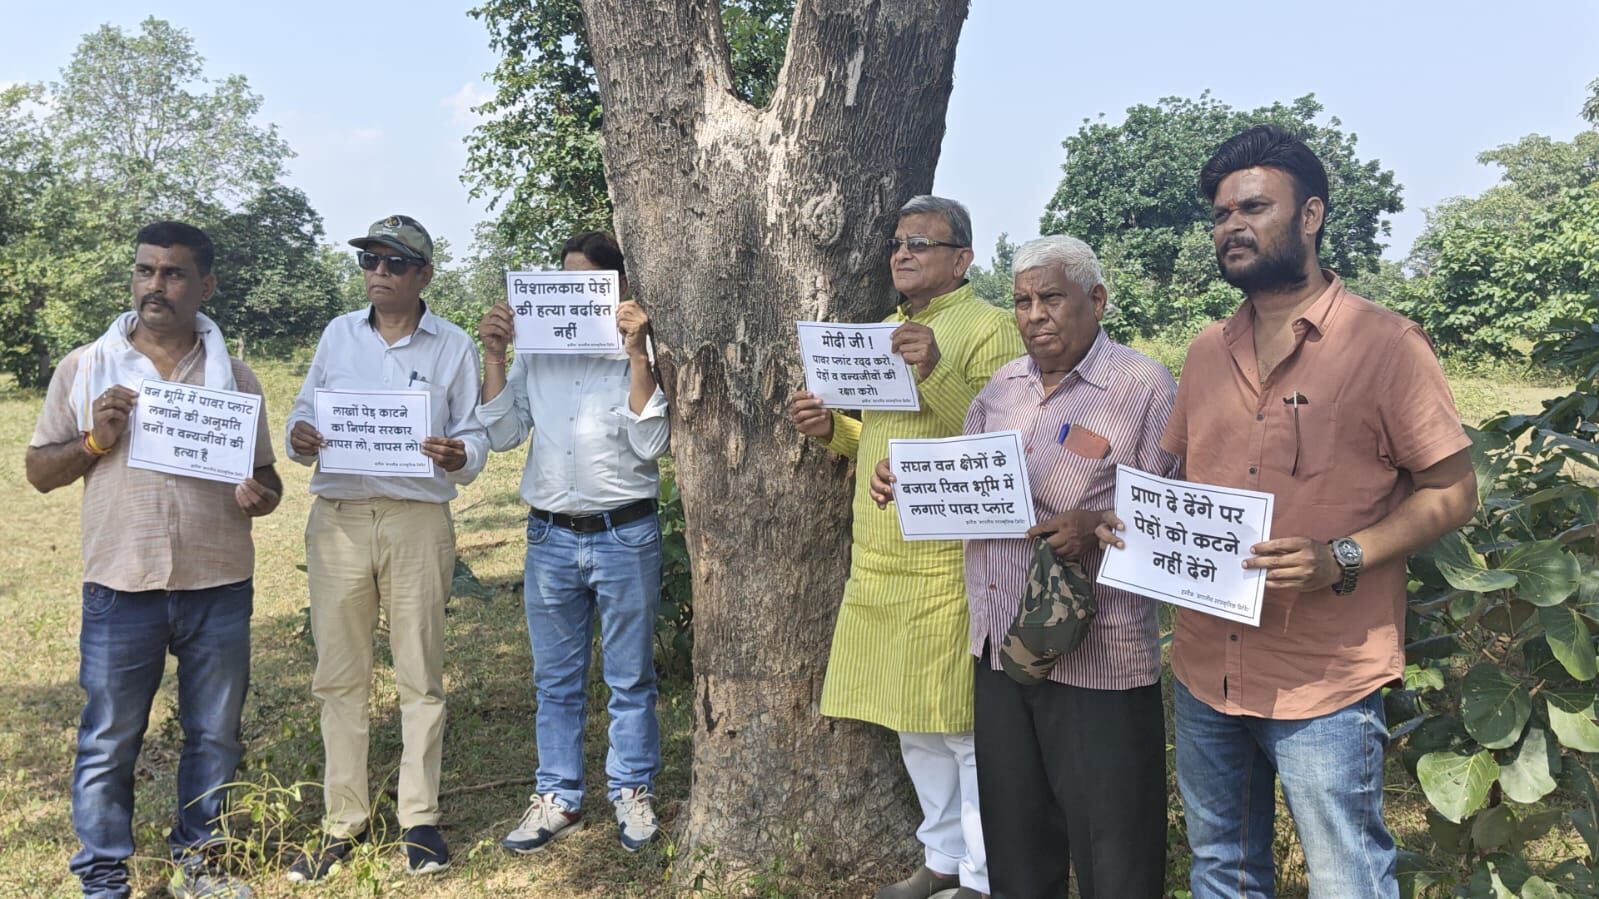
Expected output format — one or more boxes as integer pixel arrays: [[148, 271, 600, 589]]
[[283, 214, 487, 881], [476, 231, 670, 854]]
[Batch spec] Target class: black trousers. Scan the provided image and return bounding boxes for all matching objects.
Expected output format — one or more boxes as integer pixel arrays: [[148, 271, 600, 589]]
[[974, 660, 1167, 899]]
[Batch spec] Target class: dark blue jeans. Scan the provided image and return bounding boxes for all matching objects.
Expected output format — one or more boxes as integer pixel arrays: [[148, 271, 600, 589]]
[[69, 580, 252, 899]]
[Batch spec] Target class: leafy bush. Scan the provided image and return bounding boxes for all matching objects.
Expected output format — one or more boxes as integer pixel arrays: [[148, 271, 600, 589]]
[[1395, 300, 1599, 896]]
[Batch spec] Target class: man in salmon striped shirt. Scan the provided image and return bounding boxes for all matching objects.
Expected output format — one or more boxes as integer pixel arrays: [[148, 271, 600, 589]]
[[875, 234, 1176, 898]]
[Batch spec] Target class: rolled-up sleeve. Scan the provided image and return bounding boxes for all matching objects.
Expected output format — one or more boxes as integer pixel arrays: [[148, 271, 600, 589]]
[[614, 385, 669, 461]]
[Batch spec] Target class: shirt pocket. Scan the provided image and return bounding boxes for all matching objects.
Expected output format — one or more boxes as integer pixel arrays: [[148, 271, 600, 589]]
[[1263, 399, 1338, 481]]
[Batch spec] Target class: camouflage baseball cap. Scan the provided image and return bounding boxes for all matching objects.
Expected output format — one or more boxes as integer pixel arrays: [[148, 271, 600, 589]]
[[999, 538, 1098, 685], [349, 214, 433, 265]]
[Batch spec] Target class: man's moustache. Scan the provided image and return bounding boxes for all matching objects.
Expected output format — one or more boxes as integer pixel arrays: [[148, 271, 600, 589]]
[[140, 294, 172, 308]]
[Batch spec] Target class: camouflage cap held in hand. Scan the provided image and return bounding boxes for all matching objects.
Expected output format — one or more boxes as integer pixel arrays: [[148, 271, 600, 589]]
[[349, 214, 433, 265], [999, 538, 1098, 685]]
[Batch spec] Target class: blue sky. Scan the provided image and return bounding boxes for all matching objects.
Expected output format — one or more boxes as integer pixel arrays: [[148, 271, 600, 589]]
[[4, 1, 1596, 267]]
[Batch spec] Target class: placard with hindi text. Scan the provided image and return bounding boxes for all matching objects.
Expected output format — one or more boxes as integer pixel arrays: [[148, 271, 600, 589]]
[[1096, 465, 1273, 626], [506, 270, 623, 355], [313, 388, 432, 478], [127, 378, 261, 484]]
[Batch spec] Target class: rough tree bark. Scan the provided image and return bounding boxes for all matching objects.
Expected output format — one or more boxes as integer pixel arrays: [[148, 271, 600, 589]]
[[577, 0, 970, 881]]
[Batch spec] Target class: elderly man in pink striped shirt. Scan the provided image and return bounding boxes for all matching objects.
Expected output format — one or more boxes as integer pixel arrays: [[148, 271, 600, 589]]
[[873, 234, 1176, 899]]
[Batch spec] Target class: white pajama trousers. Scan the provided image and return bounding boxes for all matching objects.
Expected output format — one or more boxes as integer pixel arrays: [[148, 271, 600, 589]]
[[900, 731, 988, 893]]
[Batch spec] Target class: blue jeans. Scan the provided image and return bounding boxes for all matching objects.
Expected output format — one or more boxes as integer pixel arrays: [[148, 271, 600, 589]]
[[1175, 679, 1396, 899], [69, 580, 253, 899], [523, 510, 662, 809]]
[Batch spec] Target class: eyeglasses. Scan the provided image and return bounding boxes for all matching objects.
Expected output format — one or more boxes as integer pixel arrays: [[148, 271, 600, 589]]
[[357, 251, 426, 276], [885, 236, 968, 254]]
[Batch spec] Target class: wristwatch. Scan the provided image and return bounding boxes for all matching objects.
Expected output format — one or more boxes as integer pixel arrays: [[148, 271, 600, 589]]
[[1330, 537, 1364, 595]]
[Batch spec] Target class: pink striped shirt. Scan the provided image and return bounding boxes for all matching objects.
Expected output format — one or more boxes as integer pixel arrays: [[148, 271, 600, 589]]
[[964, 330, 1178, 689]]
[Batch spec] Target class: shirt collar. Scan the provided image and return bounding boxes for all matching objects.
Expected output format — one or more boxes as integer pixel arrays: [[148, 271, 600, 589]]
[[364, 300, 438, 334], [895, 280, 973, 321], [1018, 327, 1112, 391], [1222, 269, 1345, 346]]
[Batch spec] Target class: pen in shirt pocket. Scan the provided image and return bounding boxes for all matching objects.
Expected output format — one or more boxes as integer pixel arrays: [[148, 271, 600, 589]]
[[1057, 423, 1071, 444], [408, 370, 430, 388]]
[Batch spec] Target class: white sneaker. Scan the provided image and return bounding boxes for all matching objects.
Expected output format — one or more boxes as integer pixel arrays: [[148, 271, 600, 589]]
[[614, 785, 658, 851], [501, 792, 583, 854]]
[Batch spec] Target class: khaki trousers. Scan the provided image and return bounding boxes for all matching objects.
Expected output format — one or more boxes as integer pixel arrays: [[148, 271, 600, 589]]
[[305, 496, 454, 835]]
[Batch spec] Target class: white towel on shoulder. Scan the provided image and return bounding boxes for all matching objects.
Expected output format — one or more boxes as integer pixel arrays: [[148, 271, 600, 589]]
[[68, 310, 235, 431]]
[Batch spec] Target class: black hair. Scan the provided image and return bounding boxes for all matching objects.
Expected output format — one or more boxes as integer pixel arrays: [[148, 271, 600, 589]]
[[1198, 125, 1330, 252], [135, 221, 215, 275], [560, 231, 625, 277]]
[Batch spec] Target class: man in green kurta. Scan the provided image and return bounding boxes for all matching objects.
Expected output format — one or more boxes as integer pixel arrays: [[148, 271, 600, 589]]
[[789, 196, 1022, 899]]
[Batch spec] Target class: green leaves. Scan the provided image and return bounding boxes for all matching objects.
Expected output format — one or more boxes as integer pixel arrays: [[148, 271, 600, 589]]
[[1545, 685, 1599, 752], [1417, 749, 1500, 823], [1499, 540, 1582, 606], [1499, 726, 1559, 804], [1434, 532, 1518, 593], [1461, 663, 1532, 749], [1539, 605, 1598, 681]]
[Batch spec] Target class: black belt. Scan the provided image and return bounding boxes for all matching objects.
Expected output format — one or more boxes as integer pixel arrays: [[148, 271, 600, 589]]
[[531, 498, 656, 534]]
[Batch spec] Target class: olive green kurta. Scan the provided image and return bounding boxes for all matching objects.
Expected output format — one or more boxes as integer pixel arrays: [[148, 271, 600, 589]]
[[818, 283, 1024, 733]]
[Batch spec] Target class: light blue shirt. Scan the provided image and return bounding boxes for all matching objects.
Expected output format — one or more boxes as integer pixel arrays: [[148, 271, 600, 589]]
[[286, 307, 487, 502], [477, 351, 669, 514]]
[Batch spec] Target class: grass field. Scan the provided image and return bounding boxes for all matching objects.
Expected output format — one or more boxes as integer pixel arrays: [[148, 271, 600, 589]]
[[0, 351, 1574, 898]]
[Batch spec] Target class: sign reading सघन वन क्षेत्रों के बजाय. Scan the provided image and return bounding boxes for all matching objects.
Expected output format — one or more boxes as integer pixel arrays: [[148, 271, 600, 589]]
[[795, 321, 920, 411], [1096, 464, 1274, 627], [889, 430, 1036, 540], [127, 378, 261, 484], [313, 388, 432, 478], [506, 270, 622, 355]]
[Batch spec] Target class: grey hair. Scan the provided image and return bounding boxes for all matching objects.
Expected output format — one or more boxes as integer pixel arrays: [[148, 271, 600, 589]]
[[898, 195, 973, 248], [1012, 234, 1108, 299]]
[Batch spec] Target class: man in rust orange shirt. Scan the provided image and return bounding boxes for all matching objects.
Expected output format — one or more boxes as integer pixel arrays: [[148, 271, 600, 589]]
[[1103, 125, 1477, 898]]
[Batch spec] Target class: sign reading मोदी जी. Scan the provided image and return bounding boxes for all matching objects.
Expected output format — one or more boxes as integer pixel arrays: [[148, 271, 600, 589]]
[[795, 321, 919, 411], [127, 378, 261, 484], [1095, 465, 1274, 627], [889, 431, 1035, 540], [313, 389, 432, 478], [506, 270, 622, 355]]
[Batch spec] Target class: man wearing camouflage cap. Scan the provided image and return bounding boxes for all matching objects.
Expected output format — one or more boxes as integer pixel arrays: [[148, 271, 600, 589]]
[[872, 235, 1175, 898], [283, 214, 487, 882]]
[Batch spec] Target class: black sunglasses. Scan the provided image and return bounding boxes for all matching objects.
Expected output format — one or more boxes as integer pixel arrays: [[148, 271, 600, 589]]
[[357, 250, 426, 276], [885, 236, 969, 253]]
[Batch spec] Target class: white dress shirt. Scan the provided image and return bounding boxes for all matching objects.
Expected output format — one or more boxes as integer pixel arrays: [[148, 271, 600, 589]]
[[286, 307, 487, 502], [477, 351, 669, 514]]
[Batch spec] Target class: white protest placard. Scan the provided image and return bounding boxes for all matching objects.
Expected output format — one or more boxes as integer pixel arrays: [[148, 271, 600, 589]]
[[1096, 465, 1274, 627], [796, 321, 919, 411], [889, 430, 1035, 540], [127, 378, 261, 484], [313, 389, 432, 478], [506, 270, 622, 355]]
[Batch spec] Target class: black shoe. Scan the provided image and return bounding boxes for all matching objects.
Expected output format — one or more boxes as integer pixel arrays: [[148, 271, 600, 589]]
[[284, 829, 366, 883], [403, 824, 450, 876]]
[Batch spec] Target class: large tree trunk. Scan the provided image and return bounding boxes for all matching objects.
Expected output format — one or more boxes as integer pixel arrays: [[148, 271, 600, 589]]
[[578, 0, 970, 882]]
